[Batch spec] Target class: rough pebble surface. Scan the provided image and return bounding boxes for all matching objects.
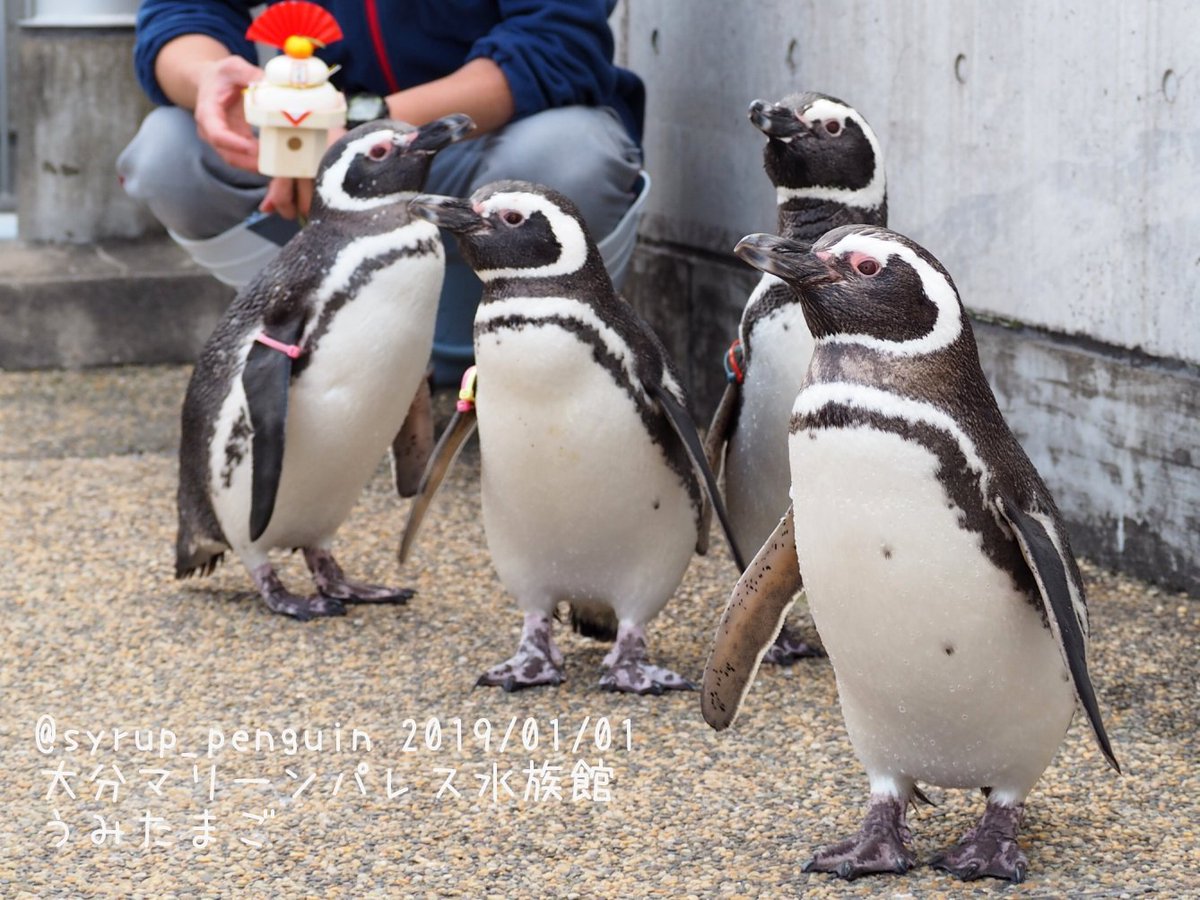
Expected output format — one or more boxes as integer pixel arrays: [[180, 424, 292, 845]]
[[0, 365, 1196, 898]]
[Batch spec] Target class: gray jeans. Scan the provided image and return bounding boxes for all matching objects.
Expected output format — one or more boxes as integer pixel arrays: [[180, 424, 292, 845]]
[[118, 105, 646, 382], [117, 104, 643, 246]]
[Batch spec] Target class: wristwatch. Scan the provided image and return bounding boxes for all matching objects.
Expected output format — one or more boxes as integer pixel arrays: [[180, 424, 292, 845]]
[[346, 93, 387, 127]]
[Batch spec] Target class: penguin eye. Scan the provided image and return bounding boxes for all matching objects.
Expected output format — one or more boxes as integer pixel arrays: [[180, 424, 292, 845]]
[[367, 142, 392, 161], [856, 258, 880, 276], [824, 120, 842, 136], [501, 210, 525, 227]]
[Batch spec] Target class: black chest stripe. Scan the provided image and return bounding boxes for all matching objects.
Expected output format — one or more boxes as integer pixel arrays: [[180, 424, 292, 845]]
[[476, 313, 703, 515], [295, 235, 441, 376], [742, 279, 802, 349], [794, 401, 1040, 609]]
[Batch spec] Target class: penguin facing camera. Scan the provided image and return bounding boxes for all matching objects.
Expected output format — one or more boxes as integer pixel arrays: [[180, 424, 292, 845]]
[[705, 92, 888, 665], [400, 180, 746, 694], [703, 224, 1119, 883], [175, 114, 474, 620]]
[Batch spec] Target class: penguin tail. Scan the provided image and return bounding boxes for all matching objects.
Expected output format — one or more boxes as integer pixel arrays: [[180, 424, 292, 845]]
[[174, 542, 225, 580], [565, 604, 619, 642]]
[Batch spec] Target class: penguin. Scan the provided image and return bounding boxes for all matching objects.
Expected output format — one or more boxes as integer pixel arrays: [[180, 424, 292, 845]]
[[175, 114, 474, 620], [400, 180, 745, 694], [705, 93, 887, 664], [702, 224, 1119, 882]]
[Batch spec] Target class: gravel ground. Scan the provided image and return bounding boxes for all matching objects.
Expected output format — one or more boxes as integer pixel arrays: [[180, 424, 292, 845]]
[[0, 365, 1196, 898]]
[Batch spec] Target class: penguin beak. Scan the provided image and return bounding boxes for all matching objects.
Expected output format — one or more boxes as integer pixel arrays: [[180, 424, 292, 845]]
[[734, 233, 837, 288], [406, 114, 475, 152], [408, 194, 487, 233], [748, 99, 811, 139]]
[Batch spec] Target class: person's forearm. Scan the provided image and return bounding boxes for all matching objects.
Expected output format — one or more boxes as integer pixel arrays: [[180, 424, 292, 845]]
[[154, 34, 233, 110], [385, 57, 515, 135]]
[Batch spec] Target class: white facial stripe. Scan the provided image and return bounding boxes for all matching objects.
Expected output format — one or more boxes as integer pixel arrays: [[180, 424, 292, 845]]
[[473, 192, 589, 282], [301, 219, 440, 342], [477, 296, 645, 399], [317, 130, 414, 211], [818, 232, 963, 356], [793, 381, 991, 498], [776, 102, 886, 210], [801, 98, 852, 125]]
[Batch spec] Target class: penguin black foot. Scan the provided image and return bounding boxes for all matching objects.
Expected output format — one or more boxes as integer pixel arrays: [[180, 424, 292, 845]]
[[597, 622, 695, 695], [762, 625, 825, 666], [804, 795, 916, 880], [304, 548, 415, 604], [477, 612, 565, 691], [930, 802, 1028, 883], [253, 564, 347, 621]]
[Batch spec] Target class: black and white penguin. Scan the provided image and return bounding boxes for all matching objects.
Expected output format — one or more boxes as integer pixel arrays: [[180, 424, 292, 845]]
[[703, 225, 1119, 882], [175, 115, 474, 619], [705, 93, 887, 664], [400, 180, 744, 694]]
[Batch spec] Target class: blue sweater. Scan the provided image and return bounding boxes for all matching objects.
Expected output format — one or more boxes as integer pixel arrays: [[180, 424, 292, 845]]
[[133, 0, 645, 143]]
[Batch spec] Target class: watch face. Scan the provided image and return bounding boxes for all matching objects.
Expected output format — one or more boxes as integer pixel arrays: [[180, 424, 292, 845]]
[[347, 94, 386, 123]]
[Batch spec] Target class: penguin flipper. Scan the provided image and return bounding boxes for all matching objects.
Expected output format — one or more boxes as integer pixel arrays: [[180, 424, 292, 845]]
[[695, 381, 740, 558], [397, 406, 478, 564], [703, 380, 740, 481], [701, 504, 802, 730], [243, 318, 305, 542], [996, 496, 1120, 773], [650, 383, 747, 571], [390, 377, 434, 498]]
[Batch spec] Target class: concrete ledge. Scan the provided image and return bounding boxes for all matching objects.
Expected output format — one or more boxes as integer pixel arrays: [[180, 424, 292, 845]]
[[0, 236, 232, 369], [624, 239, 757, 416], [978, 320, 1200, 597], [624, 240, 1200, 596]]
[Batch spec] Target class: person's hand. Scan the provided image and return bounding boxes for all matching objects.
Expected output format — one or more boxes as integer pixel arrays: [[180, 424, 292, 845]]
[[194, 55, 263, 172], [260, 177, 314, 220]]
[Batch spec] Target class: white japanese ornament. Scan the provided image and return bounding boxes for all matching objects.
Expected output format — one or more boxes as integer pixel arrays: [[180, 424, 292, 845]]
[[243, 1, 348, 178]]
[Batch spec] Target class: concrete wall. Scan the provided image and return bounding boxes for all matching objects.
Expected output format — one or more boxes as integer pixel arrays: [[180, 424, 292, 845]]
[[17, 23, 159, 241], [613, 1, 1200, 594], [617, 0, 1199, 362]]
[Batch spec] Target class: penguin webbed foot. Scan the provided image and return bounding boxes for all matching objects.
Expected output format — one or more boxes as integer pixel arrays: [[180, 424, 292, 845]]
[[598, 659, 696, 695], [321, 581, 415, 605], [929, 802, 1028, 884], [253, 563, 347, 621], [477, 613, 565, 692], [762, 624, 825, 666], [304, 548, 414, 605], [597, 622, 696, 695], [265, 592, 347, 621], [804, 795, 916, 880]]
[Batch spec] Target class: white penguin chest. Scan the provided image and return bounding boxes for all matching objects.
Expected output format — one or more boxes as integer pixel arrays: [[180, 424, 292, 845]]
[[212, 224, 444, 553], [472, 300, 697, 613], [789, 423, 1075, 793], [726, 295, 814, 551]]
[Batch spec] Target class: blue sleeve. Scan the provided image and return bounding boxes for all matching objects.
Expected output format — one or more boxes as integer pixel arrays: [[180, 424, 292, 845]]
[[133, 0, 260, 106], [465, 0, 618, 120]]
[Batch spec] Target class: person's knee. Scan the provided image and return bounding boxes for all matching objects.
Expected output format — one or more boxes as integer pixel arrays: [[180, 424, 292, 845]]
[[478, 107, 642, 236], [117, 107, 206, 203], [117, 106, 267, 238]]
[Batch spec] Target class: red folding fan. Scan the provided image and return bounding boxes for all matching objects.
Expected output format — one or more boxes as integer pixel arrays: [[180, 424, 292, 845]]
[[246, 1, 343, 49]]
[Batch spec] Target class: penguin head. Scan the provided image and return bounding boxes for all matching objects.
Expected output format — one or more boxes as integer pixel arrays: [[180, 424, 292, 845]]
[[408, 180, 607, 285], [749, 93, 885, 211], [735, 224, 964, 355], [311, 114, 474, 216]]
